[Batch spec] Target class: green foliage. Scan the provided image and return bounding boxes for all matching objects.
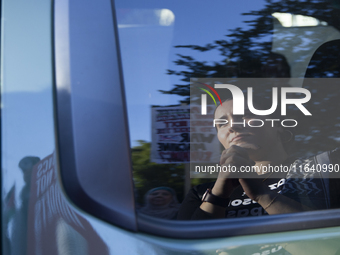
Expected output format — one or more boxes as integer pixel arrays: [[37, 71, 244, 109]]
[[131, 140, 185, 204]]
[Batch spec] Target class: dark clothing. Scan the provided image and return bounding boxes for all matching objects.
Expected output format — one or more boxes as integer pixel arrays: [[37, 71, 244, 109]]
[[178, 149, 340, 220]]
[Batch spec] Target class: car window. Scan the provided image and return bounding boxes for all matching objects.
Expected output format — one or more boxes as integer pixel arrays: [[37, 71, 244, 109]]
[[115, 0, 340, 227]]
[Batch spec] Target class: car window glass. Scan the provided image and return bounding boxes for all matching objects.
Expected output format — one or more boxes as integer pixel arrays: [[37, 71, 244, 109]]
[[115, 0, 340, 221]]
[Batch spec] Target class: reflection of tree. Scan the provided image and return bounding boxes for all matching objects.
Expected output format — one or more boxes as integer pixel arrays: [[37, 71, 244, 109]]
[[161, 0, 340, 156], [161, 0, 340, 103], [305, 40, 340, 78], [132, 141, 185, 204], [295, 80, 340, 157]]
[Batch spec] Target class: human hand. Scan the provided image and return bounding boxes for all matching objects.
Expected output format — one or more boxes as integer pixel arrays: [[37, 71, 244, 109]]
[[239, 177, 271, 201], [212, 145, 255, 198]]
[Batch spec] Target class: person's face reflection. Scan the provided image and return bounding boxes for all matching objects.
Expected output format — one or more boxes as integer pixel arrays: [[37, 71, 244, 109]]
[[148, 190, 172, 207], [214, 100, 283, 159]]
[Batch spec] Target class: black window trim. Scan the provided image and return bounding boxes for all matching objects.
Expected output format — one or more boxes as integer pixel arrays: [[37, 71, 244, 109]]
[[53, 0, 137, 231]]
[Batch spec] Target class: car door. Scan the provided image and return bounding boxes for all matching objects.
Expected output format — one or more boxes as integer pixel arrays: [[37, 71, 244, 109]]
[[3, 0, 340, 255]]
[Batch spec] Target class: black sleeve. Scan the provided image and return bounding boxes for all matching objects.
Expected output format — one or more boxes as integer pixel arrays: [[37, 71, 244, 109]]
[[329, 148, 340, 208], [177, 182, 218, 220]]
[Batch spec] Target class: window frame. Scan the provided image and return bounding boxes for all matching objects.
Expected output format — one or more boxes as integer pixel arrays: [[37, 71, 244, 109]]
[[54, 0, 137, 231], [54, 0, 340, 239]]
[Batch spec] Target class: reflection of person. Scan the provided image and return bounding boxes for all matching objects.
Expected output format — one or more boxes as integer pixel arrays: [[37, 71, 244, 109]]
[[19, 156, 41, 202], [139, 187, 180, 219], [178, 99, 340, 220], [10, 156, 40, 255]]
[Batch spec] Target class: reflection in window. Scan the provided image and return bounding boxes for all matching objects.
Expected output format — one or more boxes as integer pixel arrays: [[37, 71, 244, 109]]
[[272, 12, 328, 27], [116, 0, 340, 223]]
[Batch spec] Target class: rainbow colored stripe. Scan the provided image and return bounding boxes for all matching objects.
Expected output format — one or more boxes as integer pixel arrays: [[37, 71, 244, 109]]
[[197, 82, 222, 106]]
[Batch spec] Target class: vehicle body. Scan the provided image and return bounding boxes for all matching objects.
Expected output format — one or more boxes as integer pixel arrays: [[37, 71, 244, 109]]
[[2, 0, 340, 254]]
